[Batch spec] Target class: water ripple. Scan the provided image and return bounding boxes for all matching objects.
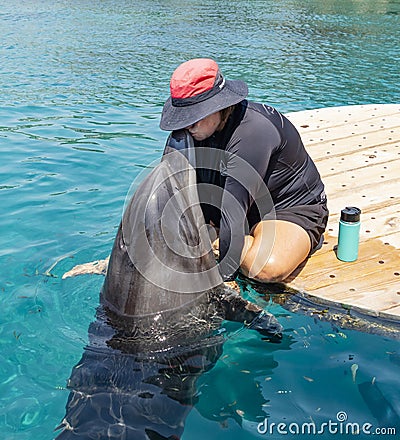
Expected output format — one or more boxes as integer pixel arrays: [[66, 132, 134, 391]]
[[1, 1, 399, 439]]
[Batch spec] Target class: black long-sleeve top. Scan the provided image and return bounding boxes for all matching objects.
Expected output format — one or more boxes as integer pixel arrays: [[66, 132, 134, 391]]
[[164, 100, 325, 281]]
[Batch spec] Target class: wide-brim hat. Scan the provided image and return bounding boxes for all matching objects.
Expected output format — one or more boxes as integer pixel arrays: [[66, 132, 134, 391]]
[[160, 58, 248, 131]]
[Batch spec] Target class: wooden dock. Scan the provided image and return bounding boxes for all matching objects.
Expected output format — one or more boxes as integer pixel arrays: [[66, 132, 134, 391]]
[[61, 104, 399, 329], [282, 104, 400, 323]]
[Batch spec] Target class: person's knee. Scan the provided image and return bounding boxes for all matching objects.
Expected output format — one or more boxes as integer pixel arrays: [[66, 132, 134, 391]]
[[241, 258, 288, 283], [254, 261, 287, 283]]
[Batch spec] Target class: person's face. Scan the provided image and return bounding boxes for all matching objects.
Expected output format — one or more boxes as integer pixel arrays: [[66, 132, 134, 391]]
[[185, 111, 222, 141]]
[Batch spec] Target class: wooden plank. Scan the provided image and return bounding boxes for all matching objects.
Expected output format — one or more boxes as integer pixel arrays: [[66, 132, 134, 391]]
[[314, 142, 400, 178], [325, 203, 400, 246], [324, 164, 399, 196], [283, 104, 400, 325], [286, 104, 400, 132], [383, 305, 400, 318], [380, 231, 400, 249], [286, 104, 400, 162], [304, 128, 399, 162], [287, 236, 400, 318]]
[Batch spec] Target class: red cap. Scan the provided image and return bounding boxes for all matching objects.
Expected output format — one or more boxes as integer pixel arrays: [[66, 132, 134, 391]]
[[170, 58, 221, 100]]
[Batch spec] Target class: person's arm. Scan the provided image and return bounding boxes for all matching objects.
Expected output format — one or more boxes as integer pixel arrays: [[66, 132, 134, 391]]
[[211, 285, 283, 339], [218, 120, 281, 280]]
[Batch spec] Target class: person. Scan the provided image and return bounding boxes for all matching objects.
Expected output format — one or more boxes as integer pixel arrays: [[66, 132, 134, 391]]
[[160, 58, 328, 283], [62, 58, 328, 285]]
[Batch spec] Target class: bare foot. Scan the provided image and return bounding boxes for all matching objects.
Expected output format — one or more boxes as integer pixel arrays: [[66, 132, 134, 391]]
[[62, 256, 110, 279]]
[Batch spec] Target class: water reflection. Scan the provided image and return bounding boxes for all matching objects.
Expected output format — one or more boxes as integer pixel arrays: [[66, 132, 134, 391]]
[[55, 306, 224, 439], [1, 0, 399, 438], [55, 302, 285, 439]]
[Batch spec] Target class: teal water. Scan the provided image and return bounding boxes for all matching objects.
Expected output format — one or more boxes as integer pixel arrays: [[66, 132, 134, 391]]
[[1, 0, 399, 438]]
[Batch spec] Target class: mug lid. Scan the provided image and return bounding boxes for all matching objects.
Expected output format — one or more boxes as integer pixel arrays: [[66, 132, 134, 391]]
[[341, 206, 361, 223]]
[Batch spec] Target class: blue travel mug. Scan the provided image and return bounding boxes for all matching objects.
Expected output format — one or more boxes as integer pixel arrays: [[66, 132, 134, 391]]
[[337, 207, 361, 262]]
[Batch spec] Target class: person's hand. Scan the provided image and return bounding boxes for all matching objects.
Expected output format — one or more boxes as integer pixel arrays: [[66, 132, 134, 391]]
[[212, 238, 220, 258], [224, 280, 240, 293]]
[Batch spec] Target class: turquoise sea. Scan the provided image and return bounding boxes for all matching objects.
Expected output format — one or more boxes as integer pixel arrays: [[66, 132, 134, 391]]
[[1, 0, 400, 438]]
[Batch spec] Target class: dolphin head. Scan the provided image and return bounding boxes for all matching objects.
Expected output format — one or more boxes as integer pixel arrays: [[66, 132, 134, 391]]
[[101, 134, 223, 323], [101, 130, 282, 350]]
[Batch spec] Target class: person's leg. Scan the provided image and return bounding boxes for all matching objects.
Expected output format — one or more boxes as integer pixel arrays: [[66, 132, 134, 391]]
[[240, 220, 311, 282]]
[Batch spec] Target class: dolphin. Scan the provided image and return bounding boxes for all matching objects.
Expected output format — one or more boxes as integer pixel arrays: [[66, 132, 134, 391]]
[[55, 131, 282, 439]]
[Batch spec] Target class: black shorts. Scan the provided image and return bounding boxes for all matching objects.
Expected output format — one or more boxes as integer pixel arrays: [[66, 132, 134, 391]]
[[204, 200, 329, 253], [274, 202, 329, 252]]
